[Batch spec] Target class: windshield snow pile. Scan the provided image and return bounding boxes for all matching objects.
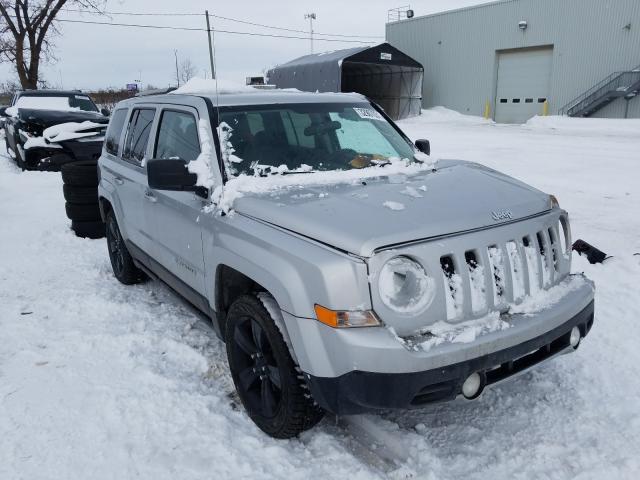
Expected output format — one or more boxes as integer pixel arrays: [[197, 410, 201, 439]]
[[187, 119, 218, 190], [6, 96, 79, 117]]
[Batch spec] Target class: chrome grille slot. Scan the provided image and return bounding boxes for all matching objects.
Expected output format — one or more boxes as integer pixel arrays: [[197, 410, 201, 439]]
[[536, 231, 551, 286], [440, 255, 463, 320], [487, 245, 506, 306], [548, 227, 559, 271], [506, 240, 525, 301], [465, 250, 487, 313]]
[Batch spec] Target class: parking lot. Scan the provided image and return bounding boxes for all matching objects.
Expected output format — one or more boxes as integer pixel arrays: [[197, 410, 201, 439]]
[[1, 109, 639, 480]]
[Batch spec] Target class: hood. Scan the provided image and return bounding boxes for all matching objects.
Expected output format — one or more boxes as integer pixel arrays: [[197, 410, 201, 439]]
[[234, 160, 551, 257], [17, 108, 108, 133]]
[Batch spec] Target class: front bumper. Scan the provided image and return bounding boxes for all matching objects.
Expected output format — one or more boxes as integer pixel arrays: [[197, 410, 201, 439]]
[[306, 299, 594, 415]]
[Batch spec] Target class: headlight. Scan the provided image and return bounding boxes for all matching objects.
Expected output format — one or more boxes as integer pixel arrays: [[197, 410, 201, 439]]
[[378, 256, 435, 314]]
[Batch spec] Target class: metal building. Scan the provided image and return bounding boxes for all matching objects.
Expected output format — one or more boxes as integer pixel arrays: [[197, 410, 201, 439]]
[[266, 43, 424, 120], [386, 0, 640, 123]]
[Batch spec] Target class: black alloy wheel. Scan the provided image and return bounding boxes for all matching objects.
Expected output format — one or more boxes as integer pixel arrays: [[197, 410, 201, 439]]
[[225, 295, 324, 438], [232, 315, 283, 418], [105, 211, 144, 285]]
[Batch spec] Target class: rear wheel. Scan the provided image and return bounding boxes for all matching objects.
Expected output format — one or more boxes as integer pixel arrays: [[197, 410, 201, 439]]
[[106, 211, 145, 285], [226, 294, 324, 438]]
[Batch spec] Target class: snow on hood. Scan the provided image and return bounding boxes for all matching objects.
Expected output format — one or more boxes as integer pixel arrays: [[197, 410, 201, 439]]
[[23, 121, 107, 150], [43, 121, 107, 143], [229, 160, 550, 256], [171, 77, 257, 95]]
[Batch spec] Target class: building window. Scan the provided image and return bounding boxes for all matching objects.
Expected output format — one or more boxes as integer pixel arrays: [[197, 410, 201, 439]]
[[512, 98, 521, 103]]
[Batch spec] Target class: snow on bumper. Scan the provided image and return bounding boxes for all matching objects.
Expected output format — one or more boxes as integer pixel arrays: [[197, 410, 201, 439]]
[[291, 274, 594, 414], [283, 274, 594, 378]]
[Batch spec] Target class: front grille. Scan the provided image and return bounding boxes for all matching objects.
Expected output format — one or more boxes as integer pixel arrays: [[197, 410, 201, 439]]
[[439, 224, 566, 320]]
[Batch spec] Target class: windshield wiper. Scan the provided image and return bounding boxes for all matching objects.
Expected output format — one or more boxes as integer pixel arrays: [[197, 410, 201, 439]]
[[280, 170, 316, 175]]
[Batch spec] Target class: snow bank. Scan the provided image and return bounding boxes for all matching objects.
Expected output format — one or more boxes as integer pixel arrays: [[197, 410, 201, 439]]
[[171, 77, 257, 95], [403, 106, 494, 127], [525, 115, 640, 136]]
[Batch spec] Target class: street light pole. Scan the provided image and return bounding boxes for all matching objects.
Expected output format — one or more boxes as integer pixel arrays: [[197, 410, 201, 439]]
[[304, 13, 316, 54]]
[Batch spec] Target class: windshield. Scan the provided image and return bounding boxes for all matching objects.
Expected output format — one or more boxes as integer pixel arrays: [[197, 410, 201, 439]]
[[218, 102, 416, 176], [14, 94, 98, 113]]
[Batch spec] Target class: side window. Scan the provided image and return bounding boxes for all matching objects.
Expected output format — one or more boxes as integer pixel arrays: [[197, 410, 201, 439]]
[[104, 109, 128, 156], [123, 108, 155, 165], [154, 110, 201, 161]]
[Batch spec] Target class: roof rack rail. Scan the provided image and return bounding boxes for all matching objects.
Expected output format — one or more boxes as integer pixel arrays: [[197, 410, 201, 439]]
[[135, 87, 177, 97]]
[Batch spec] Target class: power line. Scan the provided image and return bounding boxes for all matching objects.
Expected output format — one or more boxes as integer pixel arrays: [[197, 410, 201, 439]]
[[56, 7, 384, 39], [39, 17, 377, 43]]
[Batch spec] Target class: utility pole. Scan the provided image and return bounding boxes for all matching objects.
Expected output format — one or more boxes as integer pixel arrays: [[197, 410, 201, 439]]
[[174, 50, 180, 87], [304, 13, 316, 54], [205, 10, 216, 79]]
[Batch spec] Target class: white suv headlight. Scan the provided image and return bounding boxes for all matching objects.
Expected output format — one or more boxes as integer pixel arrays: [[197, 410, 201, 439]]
[[378, 256, 435, 314]]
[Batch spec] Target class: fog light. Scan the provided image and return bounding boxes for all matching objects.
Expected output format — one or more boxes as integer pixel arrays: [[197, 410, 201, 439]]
[[570, 326, 581, 348], [462, 372, 484, 399]]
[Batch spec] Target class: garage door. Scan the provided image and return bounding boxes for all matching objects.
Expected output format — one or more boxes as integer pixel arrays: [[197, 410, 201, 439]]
[[495, 47, 553, 124]]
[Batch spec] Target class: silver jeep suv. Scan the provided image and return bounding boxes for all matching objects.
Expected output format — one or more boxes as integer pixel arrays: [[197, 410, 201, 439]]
[[98, 89, 595, 438]]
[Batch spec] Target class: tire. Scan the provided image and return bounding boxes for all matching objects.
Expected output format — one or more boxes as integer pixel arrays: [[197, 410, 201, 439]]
[[14, 144, 25, 170], [65, 202, 101, 222], [61, 160, 99, 187], [226, 294, 324, 438], [71, 220, 105, 239], [105, 210, 145, 285], [63, 184, 98, 204]]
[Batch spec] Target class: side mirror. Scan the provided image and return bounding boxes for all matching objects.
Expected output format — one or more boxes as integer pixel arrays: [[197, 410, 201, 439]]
[[147, 158, 208, 198], [101, 108, 110, 117], [415, 139, 430, 156]]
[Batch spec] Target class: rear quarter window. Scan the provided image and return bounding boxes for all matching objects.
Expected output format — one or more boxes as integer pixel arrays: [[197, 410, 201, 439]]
[[122, 108, 156, 165], [104, 109, 128, 156]]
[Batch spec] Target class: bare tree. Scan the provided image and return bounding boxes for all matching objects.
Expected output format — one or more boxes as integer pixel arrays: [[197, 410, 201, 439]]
[[0, 1, 103, 89], [179, 58, 196, 85]]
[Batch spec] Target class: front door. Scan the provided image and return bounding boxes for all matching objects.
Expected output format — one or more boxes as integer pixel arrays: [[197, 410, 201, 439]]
[[145, 106, 206, 295]]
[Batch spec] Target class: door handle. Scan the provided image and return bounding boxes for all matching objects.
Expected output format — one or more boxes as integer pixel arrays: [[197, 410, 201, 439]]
[[144, 190, 157, 203], [114, 176, 124, 185]]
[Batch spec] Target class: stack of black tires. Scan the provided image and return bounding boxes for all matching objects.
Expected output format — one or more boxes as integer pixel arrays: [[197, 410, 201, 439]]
[[61, 160, 105, 239]]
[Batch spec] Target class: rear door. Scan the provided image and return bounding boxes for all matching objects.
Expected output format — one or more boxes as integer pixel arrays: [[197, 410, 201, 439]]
[[145, 106, 206, 295], [109, 107, 156, 253]]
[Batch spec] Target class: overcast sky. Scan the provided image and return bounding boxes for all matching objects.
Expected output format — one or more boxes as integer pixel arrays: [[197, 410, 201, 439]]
[[1, 0, 489, 90]]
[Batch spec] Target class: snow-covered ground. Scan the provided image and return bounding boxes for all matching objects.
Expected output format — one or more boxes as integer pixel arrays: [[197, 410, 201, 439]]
[[1, 109, 639, 479]]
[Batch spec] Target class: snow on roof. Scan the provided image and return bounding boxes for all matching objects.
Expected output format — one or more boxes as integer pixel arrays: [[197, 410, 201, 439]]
[[170, 78, 257, 95]]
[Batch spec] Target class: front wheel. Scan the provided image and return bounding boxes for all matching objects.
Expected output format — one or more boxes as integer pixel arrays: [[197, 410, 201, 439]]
[[106, 211, 145, 285], [226, 294, 324, 438]]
